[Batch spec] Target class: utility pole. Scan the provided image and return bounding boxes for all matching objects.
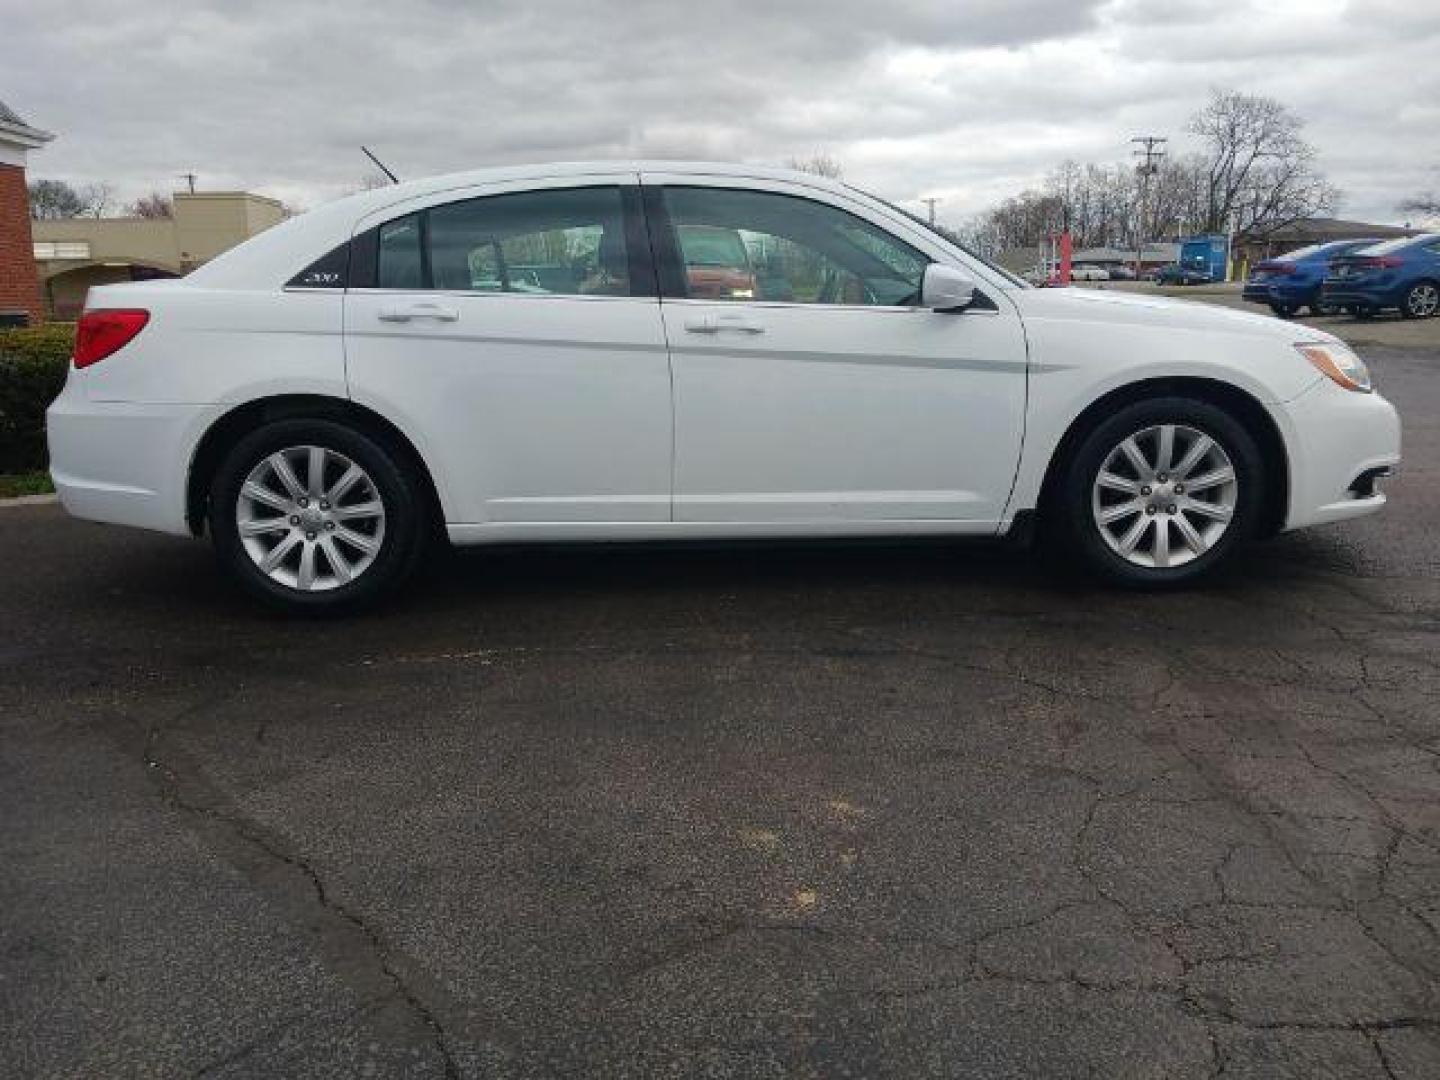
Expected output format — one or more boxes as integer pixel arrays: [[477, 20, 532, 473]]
[[920, 197, 940, 227], [1131, 136, 1166, 276], [177, 172, 197, 194]]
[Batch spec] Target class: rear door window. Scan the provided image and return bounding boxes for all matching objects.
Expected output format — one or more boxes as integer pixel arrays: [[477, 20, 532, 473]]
[[436, 186, 636, 296]]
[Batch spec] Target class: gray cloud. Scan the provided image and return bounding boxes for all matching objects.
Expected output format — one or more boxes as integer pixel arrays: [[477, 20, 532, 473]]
[[5, 0, 1436, 224]]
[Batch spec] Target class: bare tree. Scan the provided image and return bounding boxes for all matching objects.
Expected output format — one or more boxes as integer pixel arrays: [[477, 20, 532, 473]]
[[1400, 190, 1439, 218], [76, 183, 113, 219], [27, 178, 112, 219], [345, 173, 392, 196], [128, 192, 174, 219], [785, 154, 843, 179], [1188, 89, 1337, 234]]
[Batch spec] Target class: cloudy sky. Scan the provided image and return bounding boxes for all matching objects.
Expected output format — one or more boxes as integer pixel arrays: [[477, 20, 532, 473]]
[[4, 0, 1438, 226]]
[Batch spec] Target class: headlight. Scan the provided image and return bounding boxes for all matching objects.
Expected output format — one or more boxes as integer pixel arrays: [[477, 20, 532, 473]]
[[1296, 342, 1372, 393]]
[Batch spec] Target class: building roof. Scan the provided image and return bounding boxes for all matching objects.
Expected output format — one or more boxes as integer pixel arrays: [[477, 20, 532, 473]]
[[1073, 244, 1179, 264], [1238, 217, 1418, 242], [0, 99, 54, 148]]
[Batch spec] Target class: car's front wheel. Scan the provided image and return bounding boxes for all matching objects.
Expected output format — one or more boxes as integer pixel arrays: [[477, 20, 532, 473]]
[[209, 418, 427, 612], [1053, 397, 1264, 586]]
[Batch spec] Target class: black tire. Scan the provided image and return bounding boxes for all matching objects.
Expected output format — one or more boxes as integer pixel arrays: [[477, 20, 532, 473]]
[[1353, 306, 1376, 320], [1310, 299, 1334, 317], [1050, 397, 1266, 588], [1268, 302, 1298, 318], [1400, 280, 1439, 319], [209, 418, 427, 613]]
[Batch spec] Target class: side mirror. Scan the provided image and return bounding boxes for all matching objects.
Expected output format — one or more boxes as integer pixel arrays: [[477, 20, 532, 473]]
[[921, 264, 977, 311]]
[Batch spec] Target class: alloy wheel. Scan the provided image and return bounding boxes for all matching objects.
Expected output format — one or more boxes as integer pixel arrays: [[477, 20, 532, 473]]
[[1090, 424, 1238, 569], [235, 445, 387, 591], [1406, 283, 1438, 318]]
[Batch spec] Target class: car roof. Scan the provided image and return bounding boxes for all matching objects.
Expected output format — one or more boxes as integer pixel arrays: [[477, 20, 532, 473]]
[[350, 160, 849, 216]]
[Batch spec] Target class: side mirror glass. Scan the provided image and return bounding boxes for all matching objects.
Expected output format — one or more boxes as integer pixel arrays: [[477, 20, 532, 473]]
[[921, 264, 977, 311]]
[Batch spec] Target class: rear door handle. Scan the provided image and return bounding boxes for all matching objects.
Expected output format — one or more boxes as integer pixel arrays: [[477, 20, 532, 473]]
[[683, 313, 765, 334], [377, 302, 460, 323]]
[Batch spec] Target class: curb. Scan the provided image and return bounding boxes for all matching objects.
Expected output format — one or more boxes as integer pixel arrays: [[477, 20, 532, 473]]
[[0, 493, 59, 508]]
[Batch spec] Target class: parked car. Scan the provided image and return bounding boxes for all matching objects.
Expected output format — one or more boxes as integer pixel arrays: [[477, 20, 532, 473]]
[[1107, 265, 1137, 281], [1243, 240, 1378, 317], [1321, 233, 1440, 319], [1152, 263, 1212, 286], [676, 224, 758, 300], [48, 162, 1400, 611], [1070, 263, 1109, 281]]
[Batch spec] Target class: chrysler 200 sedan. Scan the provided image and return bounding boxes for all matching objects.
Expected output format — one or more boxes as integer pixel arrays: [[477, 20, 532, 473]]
[[48, 163, 1400, 612]]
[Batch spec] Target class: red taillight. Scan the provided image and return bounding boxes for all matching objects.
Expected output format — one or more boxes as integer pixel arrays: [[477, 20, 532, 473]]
[[1256, 262, 1297, 275], [1359, 256, 1404, 270], [73, 309, 150, 369]]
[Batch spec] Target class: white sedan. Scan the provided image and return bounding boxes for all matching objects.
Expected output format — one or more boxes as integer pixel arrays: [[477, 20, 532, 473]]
[[1070, 263, 1110, 281], [48, 162, 1400, 611]]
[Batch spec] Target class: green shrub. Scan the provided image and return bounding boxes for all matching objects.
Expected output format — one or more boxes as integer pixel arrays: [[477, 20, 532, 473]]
[[0, 324, 74, 473]]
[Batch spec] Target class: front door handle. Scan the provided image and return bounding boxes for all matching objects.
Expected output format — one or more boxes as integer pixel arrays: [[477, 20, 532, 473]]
[[377, 302, 460, 323], [683, 313, 766, 334]]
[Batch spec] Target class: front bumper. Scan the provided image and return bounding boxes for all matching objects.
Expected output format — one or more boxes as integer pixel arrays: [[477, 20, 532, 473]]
[[1320, 282, 1403, 310], [1243, 282, 1316, 306], [1281, 376, 1401, 530], [47, 380, 212, 537]]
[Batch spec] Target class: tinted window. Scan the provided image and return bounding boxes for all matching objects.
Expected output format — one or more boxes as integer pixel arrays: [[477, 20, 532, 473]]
[[377, 215, 423, 290], [426, 186, 632, 296], [662, 187, 929, 306]]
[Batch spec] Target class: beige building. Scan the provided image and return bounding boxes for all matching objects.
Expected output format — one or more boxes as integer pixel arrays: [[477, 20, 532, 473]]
[[33, 191, 285, 319]]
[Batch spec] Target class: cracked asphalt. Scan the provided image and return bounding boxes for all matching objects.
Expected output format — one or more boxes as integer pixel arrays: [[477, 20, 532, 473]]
[[4, 344, 1440, 1078]]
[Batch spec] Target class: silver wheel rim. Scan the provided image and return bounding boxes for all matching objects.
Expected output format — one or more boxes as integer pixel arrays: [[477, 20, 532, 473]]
[[235, 445, 386, 592], [1408, 284, 1438, 317], [1091, 424, 1238, 569]]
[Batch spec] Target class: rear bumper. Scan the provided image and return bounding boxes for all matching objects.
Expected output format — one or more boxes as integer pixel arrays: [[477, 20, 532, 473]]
[[1282, 378, 1401, 530], [47, 383, 212, 536]]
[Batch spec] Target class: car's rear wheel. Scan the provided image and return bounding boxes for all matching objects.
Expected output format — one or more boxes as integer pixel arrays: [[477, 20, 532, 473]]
[[1401, 280, 1438, 319], [1269, 302, 1298, 317], [210, 418, 427, 612], [1053, 397, 1265, 587]]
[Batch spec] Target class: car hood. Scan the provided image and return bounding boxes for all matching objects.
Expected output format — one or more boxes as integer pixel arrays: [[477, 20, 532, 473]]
[[1008, 285, 1338, 344]]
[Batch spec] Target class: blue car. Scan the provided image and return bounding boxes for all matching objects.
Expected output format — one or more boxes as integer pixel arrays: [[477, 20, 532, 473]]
[[1151, 262, 1210, 286], [1322, 233, 1440, 319], [1243, 239, 1377, 317]]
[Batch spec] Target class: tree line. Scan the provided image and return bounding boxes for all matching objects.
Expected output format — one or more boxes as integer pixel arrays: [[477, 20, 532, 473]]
[[956, 90, 1344, 257], [28, 179, 173, 220]]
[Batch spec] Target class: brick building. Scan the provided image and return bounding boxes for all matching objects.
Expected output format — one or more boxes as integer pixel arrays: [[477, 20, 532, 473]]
[[0, 99, 53, 325]]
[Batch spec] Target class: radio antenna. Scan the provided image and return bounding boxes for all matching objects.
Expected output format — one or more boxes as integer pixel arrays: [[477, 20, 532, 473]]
[[360, 146, 399, 185]]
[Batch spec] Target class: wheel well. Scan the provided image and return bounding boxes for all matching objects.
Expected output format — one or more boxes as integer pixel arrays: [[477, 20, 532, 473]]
[[1034, 377, 1290, 537], [186, 395, 445, 538]]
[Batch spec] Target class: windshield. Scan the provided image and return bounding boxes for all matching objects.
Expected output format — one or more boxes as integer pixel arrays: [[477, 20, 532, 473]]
[[1358, 234, 1436, 256], [1276, 241, 1354, 262], [860, 188, 1031, 288]]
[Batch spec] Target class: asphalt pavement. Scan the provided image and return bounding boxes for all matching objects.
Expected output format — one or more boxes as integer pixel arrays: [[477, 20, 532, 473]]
[[3, 345, 1439, 1078]]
